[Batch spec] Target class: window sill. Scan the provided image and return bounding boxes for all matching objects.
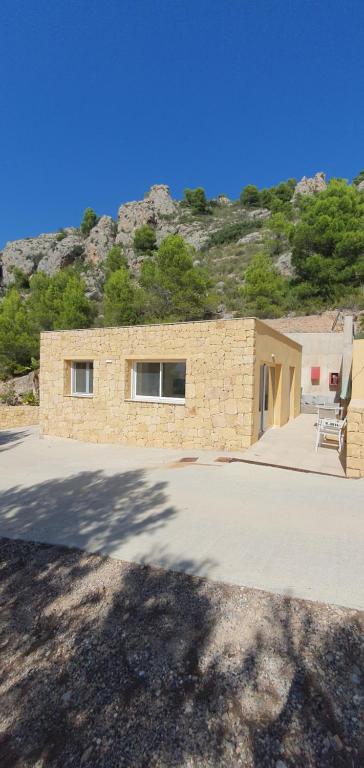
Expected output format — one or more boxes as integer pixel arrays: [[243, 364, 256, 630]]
[[125, 397, 185, 406], [65, 393, 94, 399]]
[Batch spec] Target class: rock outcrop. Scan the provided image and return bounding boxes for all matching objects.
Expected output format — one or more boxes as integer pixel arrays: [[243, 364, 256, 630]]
[[84, 216, 116, 265], [294, 172, 327, 198], [275, 251, 293, 277], [0, 220, 117, 287], [0, 182, 279, 287], [37, 229, 85, 275], [237, 231, 263, 246], [246, 208, 271, 222], [81, 267, 105, 302], [116, 184, 177, 265], [1, 232, 60, 285], [215, 194, 231, 206], [0, 370, 39, 397]]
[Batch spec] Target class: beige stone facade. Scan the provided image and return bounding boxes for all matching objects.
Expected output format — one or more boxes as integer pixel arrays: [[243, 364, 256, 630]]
[[346, 404, 364, 478], [0, 405, 39, 429], [346, 339, 364, 478], [39, 318, 301, 451]]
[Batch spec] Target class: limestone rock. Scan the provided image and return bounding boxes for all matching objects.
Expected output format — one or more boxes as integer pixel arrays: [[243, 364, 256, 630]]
[[116, 184, 176, 253], [81, 267, 105, 301], [37, 230, 85, 276], [84, 216, 116, 265], [237, 231, 263, 246], [145, 184, 176, 216], [1, 233, 60, 285], [215, 194, 231, 206], [246, 208, 271, 222], [275, 251, 293, 277], [0, 228, 87, 285], [294, 172, 327, 198], [357, 179, 364, 192], [0, 371, 39, 397], [175, 222, 211, 250]]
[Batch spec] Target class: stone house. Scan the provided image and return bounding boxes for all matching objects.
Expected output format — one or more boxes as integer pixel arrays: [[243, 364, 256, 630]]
[[39, 318, 301, 451]]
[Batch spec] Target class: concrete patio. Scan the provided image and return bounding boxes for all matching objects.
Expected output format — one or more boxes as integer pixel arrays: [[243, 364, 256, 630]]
[[0, 427, 363, 609], [240, 413, 346, 477]]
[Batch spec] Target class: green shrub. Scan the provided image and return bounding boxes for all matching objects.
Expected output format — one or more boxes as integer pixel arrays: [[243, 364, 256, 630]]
[[103, 268, 144, 326], [80, 208, 99, 236], [140, 234, 216, 321], [133, 225, 157, 253], [239, 252, 288, 318], [203, 221, 261, 249], [56, 229, 67, 242], [10, 267, 30, 290], [13, 363, 32, 376], [0, 289, 37, 379], [103, 245, 128, 280], [183, 187, 209, 214], [266, 213, 294, 256], [240, 185, 261, 208], [291, 179, 364, 302], [20, 390, 39, 406]]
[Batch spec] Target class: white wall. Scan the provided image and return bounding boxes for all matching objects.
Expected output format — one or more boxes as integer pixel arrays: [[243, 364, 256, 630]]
[[284, 332, 344, 402]]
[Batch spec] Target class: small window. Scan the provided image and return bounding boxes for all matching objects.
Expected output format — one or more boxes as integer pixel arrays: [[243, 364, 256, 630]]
[[132, 361, 186, 403], [71, 361, 94, 396]]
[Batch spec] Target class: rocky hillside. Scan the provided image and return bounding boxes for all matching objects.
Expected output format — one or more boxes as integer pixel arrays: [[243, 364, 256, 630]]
[[0, 174, 329, 310]]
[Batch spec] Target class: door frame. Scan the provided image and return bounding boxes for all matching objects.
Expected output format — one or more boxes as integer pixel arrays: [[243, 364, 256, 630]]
[[259, 364, 270, 436], [289, 366, 296, 419], [259, 363, 280, 436]]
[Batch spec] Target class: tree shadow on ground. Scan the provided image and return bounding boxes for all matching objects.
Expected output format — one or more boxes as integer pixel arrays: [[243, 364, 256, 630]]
[[0, 535, 363, 768], [0, 429, 30, 452], [0, 469, 176, 555]]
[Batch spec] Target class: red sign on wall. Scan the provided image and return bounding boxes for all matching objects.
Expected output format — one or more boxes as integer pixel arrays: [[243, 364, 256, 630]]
[[311, 366, 320, 383]]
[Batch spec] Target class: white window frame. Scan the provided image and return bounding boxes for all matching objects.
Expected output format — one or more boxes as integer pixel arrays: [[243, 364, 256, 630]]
[[71, 361, 94, 397], [131, 361, 186, 404]]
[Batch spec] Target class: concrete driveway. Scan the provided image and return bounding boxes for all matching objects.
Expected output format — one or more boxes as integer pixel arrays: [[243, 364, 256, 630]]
[[0, 427, 363, 610]]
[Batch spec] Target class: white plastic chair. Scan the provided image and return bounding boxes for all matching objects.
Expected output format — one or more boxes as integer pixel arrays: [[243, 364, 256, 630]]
[[315, 417, 347, 453], [316, 403, 343, 420]]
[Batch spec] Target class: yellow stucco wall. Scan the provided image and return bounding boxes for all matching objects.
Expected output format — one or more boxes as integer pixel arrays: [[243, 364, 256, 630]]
[[0, 405, 39, 429], [253, 321, 302, 443], [39, 318, 301, 451], [351, 339, 364, 399], [346, 339, 364, 478]]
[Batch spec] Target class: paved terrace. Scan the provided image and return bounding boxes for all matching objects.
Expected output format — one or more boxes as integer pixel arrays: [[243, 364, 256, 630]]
[[0, 427, 363, 610], [241, 413, 346, 477]]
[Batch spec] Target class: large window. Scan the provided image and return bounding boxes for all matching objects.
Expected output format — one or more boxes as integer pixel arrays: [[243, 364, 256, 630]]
[[71, 361, 94, 396], [132, 361, 186, 403]]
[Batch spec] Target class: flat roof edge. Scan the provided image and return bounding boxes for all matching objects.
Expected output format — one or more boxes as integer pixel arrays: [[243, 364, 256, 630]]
[[40, 316, 259, 337]]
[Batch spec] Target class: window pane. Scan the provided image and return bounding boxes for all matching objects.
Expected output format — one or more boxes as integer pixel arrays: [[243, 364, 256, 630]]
[[88, 363, 94, 394], [162, 362, 186, 398], [136, 363, 160, 397], [74, 363, 87, 393]]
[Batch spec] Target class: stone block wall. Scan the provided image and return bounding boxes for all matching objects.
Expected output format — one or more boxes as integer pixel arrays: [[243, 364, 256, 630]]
[[0, 405, 39, 429], [346, 401, 364, 478], [40, 319, 257, 451], [40, 318, 302, 452]]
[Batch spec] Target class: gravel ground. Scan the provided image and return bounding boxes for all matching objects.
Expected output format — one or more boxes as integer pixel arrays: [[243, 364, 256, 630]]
[[0, 538, 363, 768]]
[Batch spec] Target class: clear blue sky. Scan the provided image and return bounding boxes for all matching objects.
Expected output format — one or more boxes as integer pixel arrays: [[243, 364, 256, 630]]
[[1, 0, 364, 247]]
